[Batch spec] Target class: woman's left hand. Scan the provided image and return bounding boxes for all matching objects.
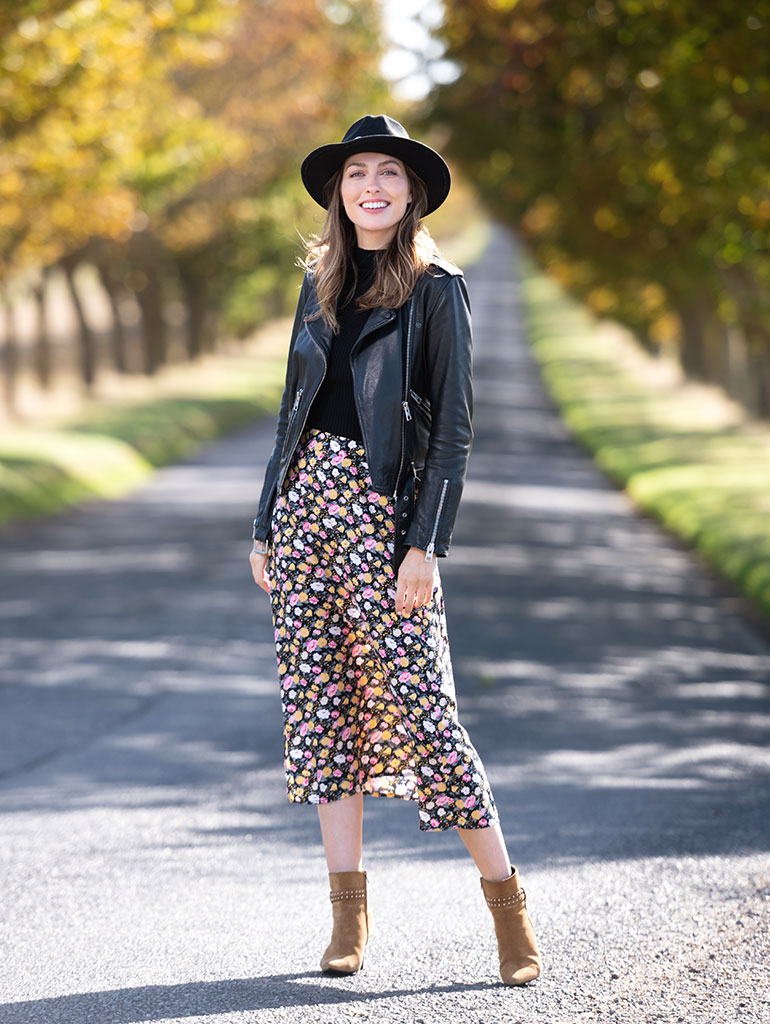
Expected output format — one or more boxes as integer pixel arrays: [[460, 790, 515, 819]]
[[395, 547, 438, 616]]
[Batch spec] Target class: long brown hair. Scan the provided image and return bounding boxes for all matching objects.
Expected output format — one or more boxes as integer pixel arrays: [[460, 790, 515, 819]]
[[298, 162, 443, 333]]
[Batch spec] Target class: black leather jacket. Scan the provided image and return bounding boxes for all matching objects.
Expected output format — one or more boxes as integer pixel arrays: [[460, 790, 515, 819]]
[[252, 255, 473, 573]]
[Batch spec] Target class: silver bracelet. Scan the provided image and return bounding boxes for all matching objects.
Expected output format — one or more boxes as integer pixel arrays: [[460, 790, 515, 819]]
[[252, 540, 269, 555]]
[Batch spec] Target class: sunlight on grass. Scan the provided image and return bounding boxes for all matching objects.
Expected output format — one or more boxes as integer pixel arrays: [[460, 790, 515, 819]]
[[520, 253, 770, 620], [0, 338, 289, 527]]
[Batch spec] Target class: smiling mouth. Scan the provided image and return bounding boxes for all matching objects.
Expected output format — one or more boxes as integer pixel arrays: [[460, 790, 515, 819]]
[[360, 201, 390, 211]]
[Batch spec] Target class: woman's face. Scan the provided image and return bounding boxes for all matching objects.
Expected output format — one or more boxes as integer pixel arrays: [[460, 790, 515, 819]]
[[339, 152, 412, 250]]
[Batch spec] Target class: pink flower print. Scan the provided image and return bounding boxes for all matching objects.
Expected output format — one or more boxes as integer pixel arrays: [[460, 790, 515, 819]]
[[464, 796, 477, 809], [299, 722, 309, 736], [402, 622, 414, 633], [327, 683, 337, 697], [370, 730, 383, 743], [362, 587, 374, 599], [328, 503, 340, 515], [341, 727, 351, 741], [446, 751, 459, 765], [289, 594, 299, 607], [351, 643, 363, 657], [397, 647, 406, 657], [364, 538, 376, 550], [306, 638, 317, 652], [398, 670, 411, 683], [435, 794, 450, 806], [463, 773, 471, 782], [331, 453, 343, 465], [299, 472, 308, 483], [430, 818, 439, 828], [363, 686, 374, 700]]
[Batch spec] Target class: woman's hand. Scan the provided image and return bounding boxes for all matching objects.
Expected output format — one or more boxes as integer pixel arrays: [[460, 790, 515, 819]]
[[249, 550, 271, 594], [395, 546, 437, 616]]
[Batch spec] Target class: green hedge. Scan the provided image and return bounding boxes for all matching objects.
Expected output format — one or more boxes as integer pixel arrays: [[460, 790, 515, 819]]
[[520, 254, 770, 621]]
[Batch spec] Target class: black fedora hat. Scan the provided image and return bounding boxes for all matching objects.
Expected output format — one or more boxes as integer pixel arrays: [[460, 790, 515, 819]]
[[300, 114, 451, 216]]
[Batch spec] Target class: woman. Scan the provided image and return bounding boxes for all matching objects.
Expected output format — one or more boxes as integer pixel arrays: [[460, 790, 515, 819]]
[[249, 114, 541, 987]]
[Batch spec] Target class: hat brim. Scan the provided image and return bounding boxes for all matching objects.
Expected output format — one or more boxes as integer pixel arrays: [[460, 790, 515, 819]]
[[301, 135, 451, 217]]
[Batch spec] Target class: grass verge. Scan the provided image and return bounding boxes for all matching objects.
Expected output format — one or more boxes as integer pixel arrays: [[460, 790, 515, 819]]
[[519, 253, 770, 621], [0, 334, 288, 528]]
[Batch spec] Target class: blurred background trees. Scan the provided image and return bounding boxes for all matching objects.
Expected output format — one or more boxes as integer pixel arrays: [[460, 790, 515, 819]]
[[2, 0, 769, 420], [419, 0, 770, 417], [0, 0, 387, 410]]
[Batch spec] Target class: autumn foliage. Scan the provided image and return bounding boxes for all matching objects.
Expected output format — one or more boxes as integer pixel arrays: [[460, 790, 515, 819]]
[[421, 0, 770, 416], [0, 0, 388, 404]]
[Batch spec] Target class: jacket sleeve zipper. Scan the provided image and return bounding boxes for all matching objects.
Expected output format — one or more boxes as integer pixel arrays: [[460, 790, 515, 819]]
[[424, 477, 449, 561]]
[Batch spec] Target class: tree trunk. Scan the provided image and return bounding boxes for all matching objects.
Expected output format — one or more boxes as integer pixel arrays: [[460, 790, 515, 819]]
[[97, 263, 129, 374], [677, 300, 711, 382], [134, 270, 167, 375], [178, 263, 207, 359], [32, 273, 52, 390], [701, 315, 730, 392], [62, 260, 97, 391], [1, 294, 18, 415]]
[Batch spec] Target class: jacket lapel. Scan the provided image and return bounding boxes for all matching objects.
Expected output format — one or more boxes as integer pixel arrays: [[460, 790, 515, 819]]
[[303, 294, 396, 361]]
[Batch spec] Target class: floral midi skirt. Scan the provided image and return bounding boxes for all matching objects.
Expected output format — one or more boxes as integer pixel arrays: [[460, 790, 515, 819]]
[[268, 428, 499, 832]]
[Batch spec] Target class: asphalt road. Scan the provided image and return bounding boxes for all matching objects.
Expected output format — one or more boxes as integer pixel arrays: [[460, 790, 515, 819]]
[[1, 226, 768, 1024]]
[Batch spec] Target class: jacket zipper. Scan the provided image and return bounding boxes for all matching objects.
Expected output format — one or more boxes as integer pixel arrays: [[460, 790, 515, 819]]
[[393, 298, 415, 498], [290, 387, 303, 421], [276, 336, 328, 495], [424, 477, 449, 561]]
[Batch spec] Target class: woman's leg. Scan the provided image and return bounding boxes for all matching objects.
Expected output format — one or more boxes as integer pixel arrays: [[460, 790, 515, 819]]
[[458, 820, 513, 881], [317, 792, 370, 975], [317, 792, 364, 872]]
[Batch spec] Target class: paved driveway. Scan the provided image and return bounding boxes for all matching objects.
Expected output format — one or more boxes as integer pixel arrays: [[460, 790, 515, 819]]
[[1, 226, 768, 1023]]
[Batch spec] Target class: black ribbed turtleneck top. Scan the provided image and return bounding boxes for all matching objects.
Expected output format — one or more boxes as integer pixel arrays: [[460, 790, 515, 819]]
[[304, 244, 381, 444]]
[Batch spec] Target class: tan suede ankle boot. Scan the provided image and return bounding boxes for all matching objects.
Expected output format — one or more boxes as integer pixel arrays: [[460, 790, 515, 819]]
[[320, 870, 371, 974], [480, 865, 541, 986]]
